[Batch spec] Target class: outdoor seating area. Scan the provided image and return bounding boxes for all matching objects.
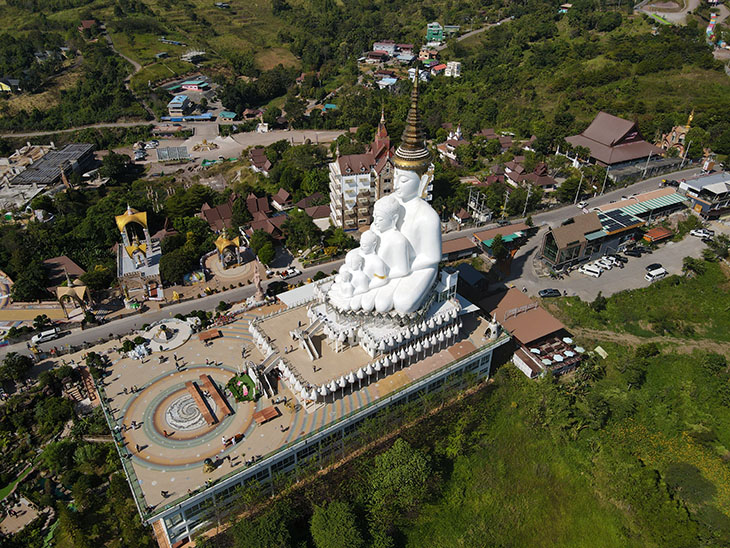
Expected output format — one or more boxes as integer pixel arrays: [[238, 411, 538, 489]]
[[526, 336, 584, 374], [252, 405, 279, 425]]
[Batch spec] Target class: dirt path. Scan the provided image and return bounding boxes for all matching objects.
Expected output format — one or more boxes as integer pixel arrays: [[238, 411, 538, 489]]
[[570, 326, 730, 356]]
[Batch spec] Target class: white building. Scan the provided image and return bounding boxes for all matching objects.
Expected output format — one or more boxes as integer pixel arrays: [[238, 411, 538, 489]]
[[372, 40, 397, 56], [445, 61, 461, 77], [329, 153, 376, 229]]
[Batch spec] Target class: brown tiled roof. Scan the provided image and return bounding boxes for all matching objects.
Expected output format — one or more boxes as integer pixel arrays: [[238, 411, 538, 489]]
[[643, 226, 673, 242], [473, 222, 530, 243], [454, 208, 471, 220], [246, 193, 270, 216], [476, 128, 498, 140], [249, 148, 272, 172], [272, 188, 291, 205], [199, 202, 233, 232], [295, 192, 324, 209], [480, 288, 566, 345], [337, 153, 375, 175], [442, 237, 478, 254], [565, 111, 663, 165], [44, 256, 85, 289], [549, 213, 603, 249], [304, 205, 330, 219], [523, 172, 558, 188]]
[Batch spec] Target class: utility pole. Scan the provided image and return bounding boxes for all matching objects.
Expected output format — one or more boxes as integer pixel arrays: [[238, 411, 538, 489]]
[[641, 151, 652, 180], [680, 142, 690, 169], [574, 171, 584, 204], [600, 166, 611, 195], [501, 189, 509, 219], [522, 184, 532, 218]]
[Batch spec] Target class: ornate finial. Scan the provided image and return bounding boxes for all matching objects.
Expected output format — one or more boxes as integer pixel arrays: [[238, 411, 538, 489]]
[[380, 105, 385, 124], [64, 267, 71, 287], [687, 109, 694, 128], [393, 76, 430, 176]]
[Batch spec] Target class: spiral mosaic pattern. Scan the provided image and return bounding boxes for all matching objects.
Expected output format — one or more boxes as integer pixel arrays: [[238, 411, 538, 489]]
[[165, 394, 218, 431]]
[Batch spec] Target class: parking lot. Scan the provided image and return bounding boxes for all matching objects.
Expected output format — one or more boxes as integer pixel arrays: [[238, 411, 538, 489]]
[[518, 222, 730, 301]]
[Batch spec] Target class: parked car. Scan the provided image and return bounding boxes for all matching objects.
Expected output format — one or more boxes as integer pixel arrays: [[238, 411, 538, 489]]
[[279, 267, 302, 280], [576, 201, 588, 209], [578, 264, 602, 277], [496, 219, 510, 226], [690, 228, 714, 239], [595, 258, 613, 270], [266, 281, 289, 297], [645, 267, 668, 282], [624, 248, 642, 258], [645, 263, 663, 272], [31, 327, 60, 345], [605, 254, 626, 265], [538, 288, 562, 298]]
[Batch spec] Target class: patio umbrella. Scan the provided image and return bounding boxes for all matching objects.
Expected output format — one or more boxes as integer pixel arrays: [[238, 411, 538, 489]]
[[338, 332, 346, 342], [319, 385, 328, 398], [398, 349, 407, 361], [403, 329, 412, 340], [365, 363, 374, 376], [420, 321, 427, 332], [277, 361, 286, 371], [415, 341, 423, 354], [575, 346, 585, 353], [423, 337, 431, 350], [411, 325, 419, 336], [437, 332, 445, 346], [430, 334, 438, 346], [294, 380, 303, 393], [396, 332, 403, 343], [383, 356, 391, 369], [328, 380, 338, 394], [374, 360, 382, 372], [378, 340, 386, 352], [436, 315, 443, 326], [356, 368, 365, 389], [347, 372, 356, 385], [309, 388, 318, 401], [553, 355, 564, 363], [300, 387, 308, 400], [427, 318, 435, 329], [541, 358, 552, 366], [407, 345, 415, 356], [338, 376, 347, 388], [530, 348, 541, 354], [562, 337, 574, 344], [564, 350, 575, 357]]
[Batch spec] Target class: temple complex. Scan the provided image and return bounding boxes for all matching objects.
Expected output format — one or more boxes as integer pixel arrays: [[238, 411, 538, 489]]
[[102, 83, 509, 547]]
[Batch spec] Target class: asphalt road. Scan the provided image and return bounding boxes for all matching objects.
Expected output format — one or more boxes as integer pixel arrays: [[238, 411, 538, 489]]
[[0, 166, 704, 360]]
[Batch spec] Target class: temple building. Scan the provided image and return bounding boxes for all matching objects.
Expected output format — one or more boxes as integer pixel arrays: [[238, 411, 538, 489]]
[[660, 110, 693, 156], [329, 109, 395, 228], [115, 206, 162, 302]]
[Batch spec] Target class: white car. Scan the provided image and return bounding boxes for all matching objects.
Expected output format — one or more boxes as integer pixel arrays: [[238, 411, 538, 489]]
[[578, 264, 602, 277], [31, 327, 60, 345], [690, 228, 714, 239], [594, 258, 613, 270], [576, 201, 588, 209]]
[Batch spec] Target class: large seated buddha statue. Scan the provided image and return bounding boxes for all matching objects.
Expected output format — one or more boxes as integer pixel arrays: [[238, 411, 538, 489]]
[[328, 78, 441, 315]]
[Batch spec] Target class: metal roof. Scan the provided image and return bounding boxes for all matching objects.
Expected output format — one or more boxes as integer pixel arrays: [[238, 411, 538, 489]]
[[11, 143, 94, 185], [617, 192, 686, 216], [156, 147, 189, 161], [597, 209, 643, 234]]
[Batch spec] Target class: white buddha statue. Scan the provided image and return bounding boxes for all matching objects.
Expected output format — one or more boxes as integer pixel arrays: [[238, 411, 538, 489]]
[[327, 77, 441, 315]]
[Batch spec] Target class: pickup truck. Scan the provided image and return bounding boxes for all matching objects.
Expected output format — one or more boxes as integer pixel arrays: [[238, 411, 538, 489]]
[[279, 267, 302, 280]]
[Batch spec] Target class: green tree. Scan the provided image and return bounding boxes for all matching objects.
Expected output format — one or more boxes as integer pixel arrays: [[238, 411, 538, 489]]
[[310, 500, 365, 548], [231, 500, 293, 548], [99, 152, 130, 183], [159, 246, 198, 285], [0, 352, 34, 381], [80, 264, 115, 291], [249, 229, 273, 254], [10, 259, 48, 302], [257, 241, 276, 265], [41, 439, 77, 475], [283, 208, 321, 251], [490, 234, 509, 262], [231, 197, 253, 227], [368, 438, 431, 528], [33, 314, 51, 331]]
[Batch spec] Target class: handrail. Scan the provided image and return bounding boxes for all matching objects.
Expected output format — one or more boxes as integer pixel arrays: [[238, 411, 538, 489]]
[[143, 332, 510, 521]]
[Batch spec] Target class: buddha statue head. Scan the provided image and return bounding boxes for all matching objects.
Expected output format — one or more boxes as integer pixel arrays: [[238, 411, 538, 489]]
[[393, 76, 432, 201]]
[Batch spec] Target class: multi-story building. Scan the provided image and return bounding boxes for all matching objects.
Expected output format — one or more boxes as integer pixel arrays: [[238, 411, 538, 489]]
[[445, 61, 461, 77], [679, 171, 730, 219], [167, 95, 190, 116], [426, 21, 444, 42], [329, 112, 394, 228]]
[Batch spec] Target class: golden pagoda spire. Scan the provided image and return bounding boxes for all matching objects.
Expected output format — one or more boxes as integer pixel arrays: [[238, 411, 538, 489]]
[[393, 75, 431, 176]]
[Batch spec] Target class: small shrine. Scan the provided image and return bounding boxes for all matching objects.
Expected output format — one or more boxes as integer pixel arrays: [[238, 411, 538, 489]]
[[214, 234, 242, 269]]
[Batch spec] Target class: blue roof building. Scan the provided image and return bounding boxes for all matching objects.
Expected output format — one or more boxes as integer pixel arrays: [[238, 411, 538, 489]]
[[167, 95, 190, 115]]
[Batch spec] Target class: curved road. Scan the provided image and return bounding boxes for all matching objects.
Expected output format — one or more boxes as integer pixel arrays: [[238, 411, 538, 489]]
[[0, 166, 702, 361]]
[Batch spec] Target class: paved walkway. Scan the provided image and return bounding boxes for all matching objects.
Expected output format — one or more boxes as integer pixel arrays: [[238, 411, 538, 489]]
[[0, 498, 39, 535]]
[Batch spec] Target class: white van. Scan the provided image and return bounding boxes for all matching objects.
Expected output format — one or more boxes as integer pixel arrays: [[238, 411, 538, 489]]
[[31, 327, 60, 345], [645, 267, 667, 282], [578, 264, 602, 278]]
